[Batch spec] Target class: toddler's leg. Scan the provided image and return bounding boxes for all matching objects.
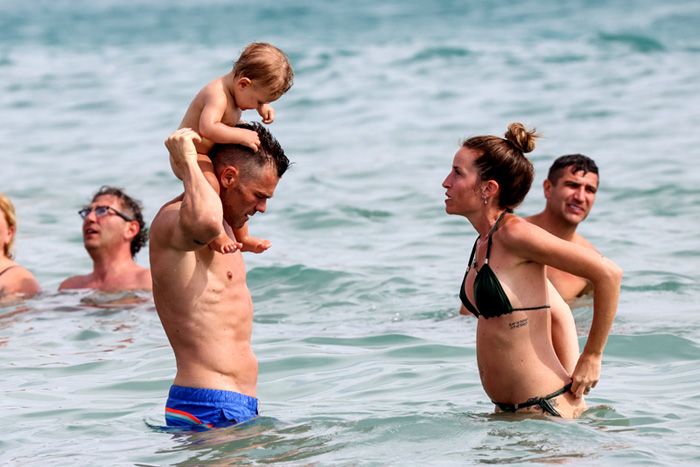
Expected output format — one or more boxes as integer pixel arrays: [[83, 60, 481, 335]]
[[208, 232, 242, 254], [234, 223, 272, 254], [197, 153, 220, 194], [195, 153, 241, 253]]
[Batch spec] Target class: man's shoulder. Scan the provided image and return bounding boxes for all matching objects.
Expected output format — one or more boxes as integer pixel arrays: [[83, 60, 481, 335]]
[[154, 197, 183, 218], [134, 264, 152, 278], [571, 233, 597, 251], [149, 200, 201, 268], [524, 212, 544, 227], [150, 198, 183, 239], [59, 273, 92, 291], [127, 265, 152, 291]]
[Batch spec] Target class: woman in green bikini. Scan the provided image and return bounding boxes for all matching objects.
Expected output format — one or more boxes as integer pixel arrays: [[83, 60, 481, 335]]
[[442, 123, 622, 418], [0, 193, 40, 303]]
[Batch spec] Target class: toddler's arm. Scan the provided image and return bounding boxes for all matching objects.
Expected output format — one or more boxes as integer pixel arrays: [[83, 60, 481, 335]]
[[199, 93, 260, 151], [257, 104, 275, 124]]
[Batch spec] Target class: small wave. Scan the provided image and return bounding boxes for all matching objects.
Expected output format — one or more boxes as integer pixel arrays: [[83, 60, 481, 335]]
[[398, 46, 471, 65], [605, 333, 700, 362], [611, 184, 700, 200], [303, 333, 420, 348], [567, 108, 614, 120], [597, 32, 665, 53], [286, 208, 358, 230], [339, 206, 392, 220], [248, 264, 352, 296], [621, 270, 696, 293], [542, 54, 587, 64]]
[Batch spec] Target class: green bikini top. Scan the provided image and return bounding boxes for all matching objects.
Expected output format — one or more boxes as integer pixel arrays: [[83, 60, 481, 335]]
[[459, 211, 550, 319]]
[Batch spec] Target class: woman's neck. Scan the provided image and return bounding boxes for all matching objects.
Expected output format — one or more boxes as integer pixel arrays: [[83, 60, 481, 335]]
[[471, 208, 508, 238]]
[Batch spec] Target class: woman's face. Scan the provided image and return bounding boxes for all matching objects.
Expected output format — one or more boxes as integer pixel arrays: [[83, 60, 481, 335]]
[[442, 146, 483, 216], [0, 211, 14, 258]]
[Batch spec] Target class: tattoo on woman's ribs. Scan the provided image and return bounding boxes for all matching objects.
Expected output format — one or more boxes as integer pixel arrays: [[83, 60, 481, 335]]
[[509, 318, 528, 330]]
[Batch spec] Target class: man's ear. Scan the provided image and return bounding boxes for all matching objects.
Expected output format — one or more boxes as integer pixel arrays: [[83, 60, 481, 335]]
[[219, 166, 240, 189], [543, 179, 552, 199], [124, 220, 140, 241]]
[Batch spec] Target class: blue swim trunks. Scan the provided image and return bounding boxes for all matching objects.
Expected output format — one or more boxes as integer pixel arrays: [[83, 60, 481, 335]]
[[165, 385, 259, 429]]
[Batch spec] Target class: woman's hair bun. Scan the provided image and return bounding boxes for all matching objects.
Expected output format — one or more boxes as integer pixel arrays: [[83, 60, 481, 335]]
[[504, 122, 539, 154]]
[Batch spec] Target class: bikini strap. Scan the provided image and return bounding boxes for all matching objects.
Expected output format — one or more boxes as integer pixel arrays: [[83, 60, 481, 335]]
[[0, 265, 19, 278], [511, 304, 551, 311], [467, 237, 479, 270], [484, 210, 511, 263]]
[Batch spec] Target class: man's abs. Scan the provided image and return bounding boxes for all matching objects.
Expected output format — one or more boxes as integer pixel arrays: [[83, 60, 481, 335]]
[[153, 249, 258, 396], [172, 342, 259, 397]]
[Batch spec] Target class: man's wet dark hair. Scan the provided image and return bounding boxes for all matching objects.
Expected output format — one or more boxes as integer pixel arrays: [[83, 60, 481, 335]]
[[547, 154, 599, 185], [209, 122, 290, 178], [90, 185, 148, 257]]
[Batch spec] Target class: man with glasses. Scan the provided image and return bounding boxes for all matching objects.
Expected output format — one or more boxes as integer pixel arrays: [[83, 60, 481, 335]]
[[150, 125, 289, 429], [59, 186, 151, 291]]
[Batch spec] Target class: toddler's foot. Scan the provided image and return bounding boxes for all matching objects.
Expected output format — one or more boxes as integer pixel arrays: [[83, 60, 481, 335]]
[[208, 233, 242, 254], [240, 236, 271, 254]]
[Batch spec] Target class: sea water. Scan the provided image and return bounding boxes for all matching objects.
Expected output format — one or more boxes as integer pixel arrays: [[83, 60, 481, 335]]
[[1, 0, 699, 465]]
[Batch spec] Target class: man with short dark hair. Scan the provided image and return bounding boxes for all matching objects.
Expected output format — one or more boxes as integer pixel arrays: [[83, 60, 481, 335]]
[[59, 186, 151, 291], [150, 123, 289, 429], [527, 154, 600, 373], [528, 154, 600, 300]]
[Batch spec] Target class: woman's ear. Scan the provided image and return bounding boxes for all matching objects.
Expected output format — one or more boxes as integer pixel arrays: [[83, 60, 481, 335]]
[[2, 226, 14, 251], [482, 179, 500, 198]]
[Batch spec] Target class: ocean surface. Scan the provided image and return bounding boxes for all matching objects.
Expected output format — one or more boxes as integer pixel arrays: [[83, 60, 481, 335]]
[[2, 0, 700, 465]]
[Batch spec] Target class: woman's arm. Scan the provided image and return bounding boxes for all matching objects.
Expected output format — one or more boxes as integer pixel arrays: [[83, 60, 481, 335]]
[[502, 217, 623, 397]]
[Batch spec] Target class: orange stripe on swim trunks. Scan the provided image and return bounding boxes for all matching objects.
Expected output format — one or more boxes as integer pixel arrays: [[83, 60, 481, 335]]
[[165, 407, 203, 424]]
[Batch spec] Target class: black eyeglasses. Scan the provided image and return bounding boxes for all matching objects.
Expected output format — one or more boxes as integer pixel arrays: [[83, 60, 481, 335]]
[[78, 205, 134, 222]]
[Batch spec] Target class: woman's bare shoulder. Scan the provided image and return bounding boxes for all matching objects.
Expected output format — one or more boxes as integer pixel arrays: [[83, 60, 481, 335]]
[[1, 264, 40, 296]]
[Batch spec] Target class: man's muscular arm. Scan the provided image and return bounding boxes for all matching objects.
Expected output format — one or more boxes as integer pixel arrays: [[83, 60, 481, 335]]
[[156, 128, 224, 251]]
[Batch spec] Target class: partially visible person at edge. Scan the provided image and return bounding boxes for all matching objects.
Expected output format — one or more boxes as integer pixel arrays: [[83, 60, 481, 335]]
[[526, 154, 600, 373], [442, 122, 622, 418], [150, 124, 289, 429], [59, 186, 151, 292], [0, 193, 40, 303]]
